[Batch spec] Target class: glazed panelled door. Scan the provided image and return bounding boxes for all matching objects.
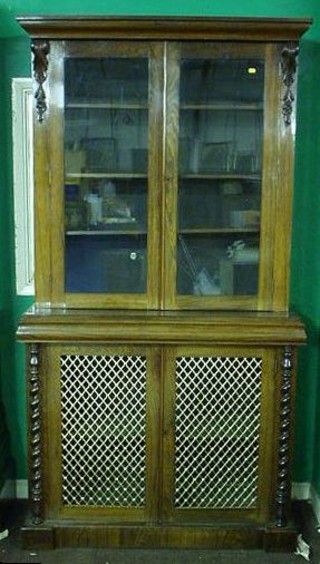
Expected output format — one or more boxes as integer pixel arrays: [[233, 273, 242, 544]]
[[164, 43, 277, 310], [38, 40, 287, 311], [45, 41, 164, 308]]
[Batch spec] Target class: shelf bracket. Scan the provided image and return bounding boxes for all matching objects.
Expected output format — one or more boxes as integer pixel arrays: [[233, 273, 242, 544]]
[[281, 45, 299, 127], [28, 343, 44, 525], [31, 39, 50, 122]]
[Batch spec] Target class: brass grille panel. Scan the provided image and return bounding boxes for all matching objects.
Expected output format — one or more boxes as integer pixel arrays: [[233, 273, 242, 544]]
[[60, 354, 147, 507], [174, 356, 262, 509]]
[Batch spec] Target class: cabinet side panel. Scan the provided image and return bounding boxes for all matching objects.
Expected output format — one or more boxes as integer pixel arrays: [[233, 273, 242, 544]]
[[259, 43, 297, 311], [32, 42, 65, 305], [33, 97, 52, 304], [272, 47, 298, 311], [258, 44, 279, 311], [48, 43, 65, 304]]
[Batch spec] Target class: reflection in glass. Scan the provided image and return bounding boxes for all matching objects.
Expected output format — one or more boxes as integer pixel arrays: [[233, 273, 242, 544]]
[[65, 234, 146, 294], [63, 57, 149, 294], [177, 234, 259, 296], [177, 57, 264, 297]]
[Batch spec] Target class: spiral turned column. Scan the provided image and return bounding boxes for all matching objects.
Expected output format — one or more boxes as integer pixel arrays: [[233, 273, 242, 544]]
[[275, 345, 293, 527], [29, 343, 43, 525]]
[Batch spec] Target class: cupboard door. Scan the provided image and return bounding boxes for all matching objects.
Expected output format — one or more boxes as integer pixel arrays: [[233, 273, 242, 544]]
[[162, 346, 277, 524], [37, 41, 164, 308], [164, 43, 283, 310], [43, 344, 161, 523]]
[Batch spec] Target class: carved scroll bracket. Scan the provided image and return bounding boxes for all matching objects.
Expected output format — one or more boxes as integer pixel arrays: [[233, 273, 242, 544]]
[[281, 44, 299, 127], [275, 345, 293, 527], [31, 40, 50, 122], [29, 343, 43, 525]]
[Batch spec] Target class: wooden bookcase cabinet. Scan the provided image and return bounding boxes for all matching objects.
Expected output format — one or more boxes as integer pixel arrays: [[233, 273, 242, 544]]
[[17, 17, 309, 550]]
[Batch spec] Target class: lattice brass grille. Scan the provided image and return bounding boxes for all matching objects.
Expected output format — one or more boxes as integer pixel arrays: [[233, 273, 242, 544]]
[[174, 356, 262, 509], [60, 354, 147, 507]]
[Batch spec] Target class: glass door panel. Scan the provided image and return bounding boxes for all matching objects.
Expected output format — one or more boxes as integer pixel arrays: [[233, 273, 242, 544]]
[[177, 56, 264, 298], [64, 57, 149, 294]]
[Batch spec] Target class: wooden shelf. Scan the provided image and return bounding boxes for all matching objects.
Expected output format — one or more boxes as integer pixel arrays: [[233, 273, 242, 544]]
[[181, 102, 263, 111], [179, 227, 260, 234], [181, 173, 261, 180], [66, 101, 148, 110], [65, 173, 260, 181], [66, 102, 261, 111], [66, 229, 147, 236], [65, 172, 147, 179], [65, 172, 259, 181]]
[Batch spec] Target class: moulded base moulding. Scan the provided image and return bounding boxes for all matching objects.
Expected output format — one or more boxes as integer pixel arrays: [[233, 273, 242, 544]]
[[20, 522, 298, 552]]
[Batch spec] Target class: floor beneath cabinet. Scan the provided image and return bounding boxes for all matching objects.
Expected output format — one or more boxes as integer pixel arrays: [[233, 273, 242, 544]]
[[0, 500, 318, 563]]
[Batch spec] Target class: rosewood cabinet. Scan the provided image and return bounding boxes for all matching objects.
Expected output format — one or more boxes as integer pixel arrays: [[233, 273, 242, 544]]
[[17, 16, 309, 550]]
